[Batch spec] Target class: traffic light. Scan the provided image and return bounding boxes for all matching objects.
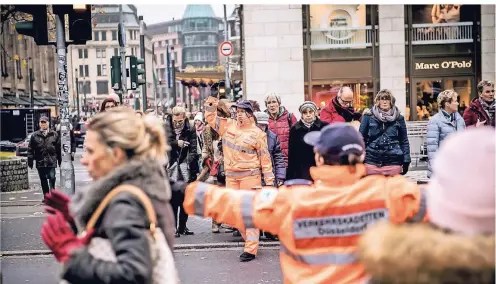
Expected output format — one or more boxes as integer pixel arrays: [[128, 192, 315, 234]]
[[110, 56, 122, 90], [14, 5, 49, 45], [68, 5, 92, 45], [233, 80, 243, 101], [129, 55, 145, 90]]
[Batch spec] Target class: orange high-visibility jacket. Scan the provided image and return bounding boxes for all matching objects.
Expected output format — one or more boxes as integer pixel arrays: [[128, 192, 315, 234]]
[[204, 96, 274, 185], [183, 164, 428, 284]]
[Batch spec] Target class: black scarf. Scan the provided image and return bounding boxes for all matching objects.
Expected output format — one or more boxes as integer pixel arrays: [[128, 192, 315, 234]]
[[332, 97, 360, 122]]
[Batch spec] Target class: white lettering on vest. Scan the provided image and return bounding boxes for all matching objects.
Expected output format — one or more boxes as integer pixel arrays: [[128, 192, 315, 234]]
[[292, 208, 388, 239]]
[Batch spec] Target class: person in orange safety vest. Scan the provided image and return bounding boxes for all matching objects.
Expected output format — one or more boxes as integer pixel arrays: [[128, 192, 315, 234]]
[[183, 123, 428, 283], [204, 92, 274, 262]]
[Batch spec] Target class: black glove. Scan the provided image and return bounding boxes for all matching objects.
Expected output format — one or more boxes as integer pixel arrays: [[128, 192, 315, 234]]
[[28, 159, 33, 169], [402, 163, 410, 175], [71, 153, 75, 161], [58, 159, 62, 166]]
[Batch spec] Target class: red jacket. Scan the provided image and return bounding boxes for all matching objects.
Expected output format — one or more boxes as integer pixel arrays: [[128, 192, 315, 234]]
[[267, 107, 297, 166], [463, 97, 495, 127], [320, 97, 361, 124]]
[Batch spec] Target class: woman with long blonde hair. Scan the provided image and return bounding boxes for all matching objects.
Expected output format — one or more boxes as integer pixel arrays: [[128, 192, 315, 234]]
[[41, 107, 178, 283]]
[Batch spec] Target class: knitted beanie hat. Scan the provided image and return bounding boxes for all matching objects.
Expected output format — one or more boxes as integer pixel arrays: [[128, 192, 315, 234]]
[[427, 127, 495, 235]]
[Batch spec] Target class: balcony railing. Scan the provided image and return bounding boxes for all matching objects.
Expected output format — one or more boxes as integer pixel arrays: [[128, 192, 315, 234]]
[[310, 26, 377, 50], [184, 42, 218, 48], [410, 22, 473, 45], [184, 57, 217, 63], [182, 26, 219, 33]]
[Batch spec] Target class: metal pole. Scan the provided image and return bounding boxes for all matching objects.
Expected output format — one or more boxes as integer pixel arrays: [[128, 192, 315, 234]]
[[83, 83, 87, 116], [29, 66, 34, 108], [139, 16, 147, 112], [75, 71, 80, 118], [55, 14, 75, 195], [223, 4, 231, 99], [119, 5, 127, 105], [171, 46, 176, 107]]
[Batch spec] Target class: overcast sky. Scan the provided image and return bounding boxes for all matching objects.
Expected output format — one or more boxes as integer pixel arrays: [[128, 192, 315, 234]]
[[135, 5, 235, 25]]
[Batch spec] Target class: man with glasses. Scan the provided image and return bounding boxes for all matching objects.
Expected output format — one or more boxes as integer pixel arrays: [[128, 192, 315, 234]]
[[463, 80, 495, 128], [27, 116, 61, 198], [320, 86, 362, 125]]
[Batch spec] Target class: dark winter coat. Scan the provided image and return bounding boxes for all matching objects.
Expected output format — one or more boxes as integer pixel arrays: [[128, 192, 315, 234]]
[[27, 129, 61, 168], [266, 107, 297, 166], [265, 128, 286, 185], [165, 116, 200, 182], [64, 159, 177, 284], [359, 113, 411, 167], [287, 119, 328, 181], [463, 97, 495, 127], [358, 222, 495, 284]]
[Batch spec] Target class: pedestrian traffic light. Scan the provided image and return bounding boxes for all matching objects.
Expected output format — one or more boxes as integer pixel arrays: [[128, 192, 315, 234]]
[[14, 5, 49, 46], [233, 80, 243, 101], [129, 55, 145, 90], [110, 56, 122, 90]]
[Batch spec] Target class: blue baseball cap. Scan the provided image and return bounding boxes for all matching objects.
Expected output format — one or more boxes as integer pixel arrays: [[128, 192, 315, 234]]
[[233, 100, 254, 113], [304, 123, 365, 159]]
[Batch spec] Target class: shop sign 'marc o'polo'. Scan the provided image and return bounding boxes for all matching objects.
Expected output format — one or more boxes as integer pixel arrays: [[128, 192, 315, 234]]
[[412, 57, 474, 76], [415, 60, 472, 70]]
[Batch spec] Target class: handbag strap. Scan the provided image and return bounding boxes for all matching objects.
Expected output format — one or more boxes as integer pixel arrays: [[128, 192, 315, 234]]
[[82, 184, 158, 240]]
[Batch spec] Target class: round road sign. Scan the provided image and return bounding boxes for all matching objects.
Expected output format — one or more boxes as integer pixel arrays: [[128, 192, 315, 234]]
[[219, 41, 233, 57]]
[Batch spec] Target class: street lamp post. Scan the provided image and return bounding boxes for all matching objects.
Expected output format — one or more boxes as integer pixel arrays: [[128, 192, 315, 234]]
[[75, 68, 80, 118]]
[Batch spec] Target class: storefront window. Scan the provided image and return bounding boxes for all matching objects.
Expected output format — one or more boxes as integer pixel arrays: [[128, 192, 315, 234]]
[[410, 78, 473, 121], [311, 81, 374, 113]]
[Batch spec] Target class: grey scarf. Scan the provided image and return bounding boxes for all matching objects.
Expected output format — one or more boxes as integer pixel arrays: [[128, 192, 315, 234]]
[[372, 105, 400, 122]]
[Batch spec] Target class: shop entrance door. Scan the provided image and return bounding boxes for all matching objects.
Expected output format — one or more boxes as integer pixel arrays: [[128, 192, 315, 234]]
[[411, 77, 475, 121]]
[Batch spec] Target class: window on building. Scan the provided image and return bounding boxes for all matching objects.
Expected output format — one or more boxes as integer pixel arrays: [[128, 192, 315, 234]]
[[174, 52, 178, 62], [78, 81, 91, 94], [101, 31, 107, 41], [97, 64, 107, 77], [78, 65, 89, 77], [131, 48, 135, 56], [96, 48, 106, 58], [160, 41, 164, 47], [93, 31, 99, 41], [78, 49, 88, 59], [112, 30, 117, 40], [160, 54, 165, 65], [114, 48, 118, 56], [96, 81, 109, 95]]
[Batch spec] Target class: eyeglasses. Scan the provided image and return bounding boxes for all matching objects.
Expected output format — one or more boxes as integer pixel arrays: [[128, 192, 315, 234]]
[[379, 96, 391, 101], [338, 97, 353, 106]]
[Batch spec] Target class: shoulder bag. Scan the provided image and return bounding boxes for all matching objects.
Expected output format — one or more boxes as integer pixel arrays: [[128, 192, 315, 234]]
[[61, 184, 180, 284]]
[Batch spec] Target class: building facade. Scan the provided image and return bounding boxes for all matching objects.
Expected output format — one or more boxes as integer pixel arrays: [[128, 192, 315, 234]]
[[1, 21, 58, 114], [66, 4, 155, 113], [243, 4, 496, 120], [147, 20, 183, 105], [181, 5, 223, 69]]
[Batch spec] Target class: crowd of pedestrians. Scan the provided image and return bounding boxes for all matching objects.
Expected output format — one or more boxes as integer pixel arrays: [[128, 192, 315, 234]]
[[35, 79, 494, 283]]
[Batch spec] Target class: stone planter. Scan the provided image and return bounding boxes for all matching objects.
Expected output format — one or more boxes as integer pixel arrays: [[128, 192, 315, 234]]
[[0, 157, 29, 192]]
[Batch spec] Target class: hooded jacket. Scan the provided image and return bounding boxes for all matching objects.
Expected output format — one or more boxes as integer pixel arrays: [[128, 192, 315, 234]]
[[358, 222, 495, 284], [63, 159, 176, 284], [265, 128, 286, 184]]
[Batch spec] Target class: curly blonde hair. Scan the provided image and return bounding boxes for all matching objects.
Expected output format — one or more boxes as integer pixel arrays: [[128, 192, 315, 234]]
[[437, 89, 458, 109], [87, 107, 169, 164]]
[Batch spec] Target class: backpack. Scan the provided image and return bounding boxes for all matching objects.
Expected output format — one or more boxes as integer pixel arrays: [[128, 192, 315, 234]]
[[287, 112, 293, 127]]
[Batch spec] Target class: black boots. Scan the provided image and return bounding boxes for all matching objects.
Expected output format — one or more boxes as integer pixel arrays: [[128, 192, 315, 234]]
[[239, 252, 256, 262]]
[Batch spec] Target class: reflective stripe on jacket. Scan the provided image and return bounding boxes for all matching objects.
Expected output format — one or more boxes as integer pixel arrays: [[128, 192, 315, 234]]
[[183, 164, 427, 284], [204, 96, 274, 185]]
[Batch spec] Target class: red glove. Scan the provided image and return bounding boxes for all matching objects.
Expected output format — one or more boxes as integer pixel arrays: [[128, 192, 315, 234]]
[[40, 211, 94, 263], [43, 190, 73, 223]]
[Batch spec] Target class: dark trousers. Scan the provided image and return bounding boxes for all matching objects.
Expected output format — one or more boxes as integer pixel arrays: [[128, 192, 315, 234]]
[[170, 190, 188, 232], [37, 167, 56, 195]]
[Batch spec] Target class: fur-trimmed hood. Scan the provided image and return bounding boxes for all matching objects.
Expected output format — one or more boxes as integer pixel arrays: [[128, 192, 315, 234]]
[[357, 221, 495, 284], [70, 158, 171, 229]]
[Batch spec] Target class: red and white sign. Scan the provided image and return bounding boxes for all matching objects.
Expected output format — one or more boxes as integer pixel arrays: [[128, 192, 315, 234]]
[[219, 41, 233, 57]]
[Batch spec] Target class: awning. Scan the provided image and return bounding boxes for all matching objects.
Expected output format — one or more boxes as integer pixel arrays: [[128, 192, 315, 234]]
[[175, 70, 242, 83], [1, 95, 17, 105]]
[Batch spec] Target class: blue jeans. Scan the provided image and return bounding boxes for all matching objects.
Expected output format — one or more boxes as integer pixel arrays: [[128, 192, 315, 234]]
[[37, 167, 56, 195]]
